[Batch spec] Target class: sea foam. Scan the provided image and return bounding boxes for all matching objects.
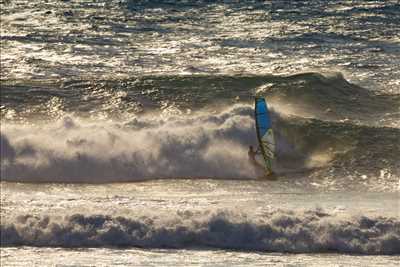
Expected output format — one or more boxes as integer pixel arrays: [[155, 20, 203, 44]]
[[1, 210, 399, 255]]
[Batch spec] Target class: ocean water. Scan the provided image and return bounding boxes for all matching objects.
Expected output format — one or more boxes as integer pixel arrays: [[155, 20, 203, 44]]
[[1, 0, 399, 266]]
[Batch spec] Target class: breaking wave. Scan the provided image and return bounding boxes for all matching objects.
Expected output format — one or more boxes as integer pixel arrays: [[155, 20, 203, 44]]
[[1, 103, 399, 183], [1, 105, 257, 182], [1, 210, 399, 255]]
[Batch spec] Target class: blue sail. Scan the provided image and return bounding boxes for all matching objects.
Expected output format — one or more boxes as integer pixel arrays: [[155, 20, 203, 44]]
[[255, 97, 275, 172]]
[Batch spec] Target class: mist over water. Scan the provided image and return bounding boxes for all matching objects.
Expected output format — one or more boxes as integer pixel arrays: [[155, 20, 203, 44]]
[[1, 105, 256, 182], [2, 102, 398, 187]]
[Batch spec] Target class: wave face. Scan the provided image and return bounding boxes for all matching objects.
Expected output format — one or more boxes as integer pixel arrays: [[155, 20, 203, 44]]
[[1, 210, 399, 255], [1, 73, 399, 126]]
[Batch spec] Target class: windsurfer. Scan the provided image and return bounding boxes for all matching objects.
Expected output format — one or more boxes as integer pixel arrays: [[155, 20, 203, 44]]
[[248, 145, 273, 178], [248, 145, 259, 163]]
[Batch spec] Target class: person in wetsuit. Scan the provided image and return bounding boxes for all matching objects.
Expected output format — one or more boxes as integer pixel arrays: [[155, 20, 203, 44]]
[[248, 145, 259, 164], [248, 145, 273, 178]]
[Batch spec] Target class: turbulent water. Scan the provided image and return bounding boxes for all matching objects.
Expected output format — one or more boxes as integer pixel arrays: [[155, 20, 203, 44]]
[[1, 0, 400, 266]]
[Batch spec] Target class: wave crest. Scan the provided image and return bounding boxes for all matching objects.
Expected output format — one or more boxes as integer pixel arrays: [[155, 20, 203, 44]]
[[1, 103, 399, 184], [1, 210, 399, 255], [1, 105, 256, 182]]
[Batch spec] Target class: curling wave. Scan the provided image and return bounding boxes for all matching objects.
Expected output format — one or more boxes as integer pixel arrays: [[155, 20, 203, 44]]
[[1, 210, 399, 255]]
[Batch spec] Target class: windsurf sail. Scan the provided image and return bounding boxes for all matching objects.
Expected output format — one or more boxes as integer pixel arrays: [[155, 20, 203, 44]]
[[255, 97, 275, 173]]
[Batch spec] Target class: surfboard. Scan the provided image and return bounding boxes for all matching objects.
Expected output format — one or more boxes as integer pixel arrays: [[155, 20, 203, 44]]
[[254, 97, 275, 174]]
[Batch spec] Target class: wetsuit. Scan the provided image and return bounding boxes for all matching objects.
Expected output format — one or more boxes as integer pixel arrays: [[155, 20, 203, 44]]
[[248, 147, 272, 178]]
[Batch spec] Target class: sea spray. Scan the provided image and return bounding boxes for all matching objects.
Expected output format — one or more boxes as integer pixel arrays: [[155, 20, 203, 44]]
[[1, 105, 399, 184]]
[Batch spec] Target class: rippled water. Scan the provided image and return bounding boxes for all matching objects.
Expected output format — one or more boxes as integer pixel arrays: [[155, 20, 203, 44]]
[[1, 247, 399, 267], [1, 1, 399, 266], [1, 0, 399, 93]]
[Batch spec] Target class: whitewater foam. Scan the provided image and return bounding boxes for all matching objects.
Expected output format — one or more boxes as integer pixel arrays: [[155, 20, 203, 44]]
[[1, 105, 257, 182], [1, 210, 399, 255], [1, 103, 399, 187]]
